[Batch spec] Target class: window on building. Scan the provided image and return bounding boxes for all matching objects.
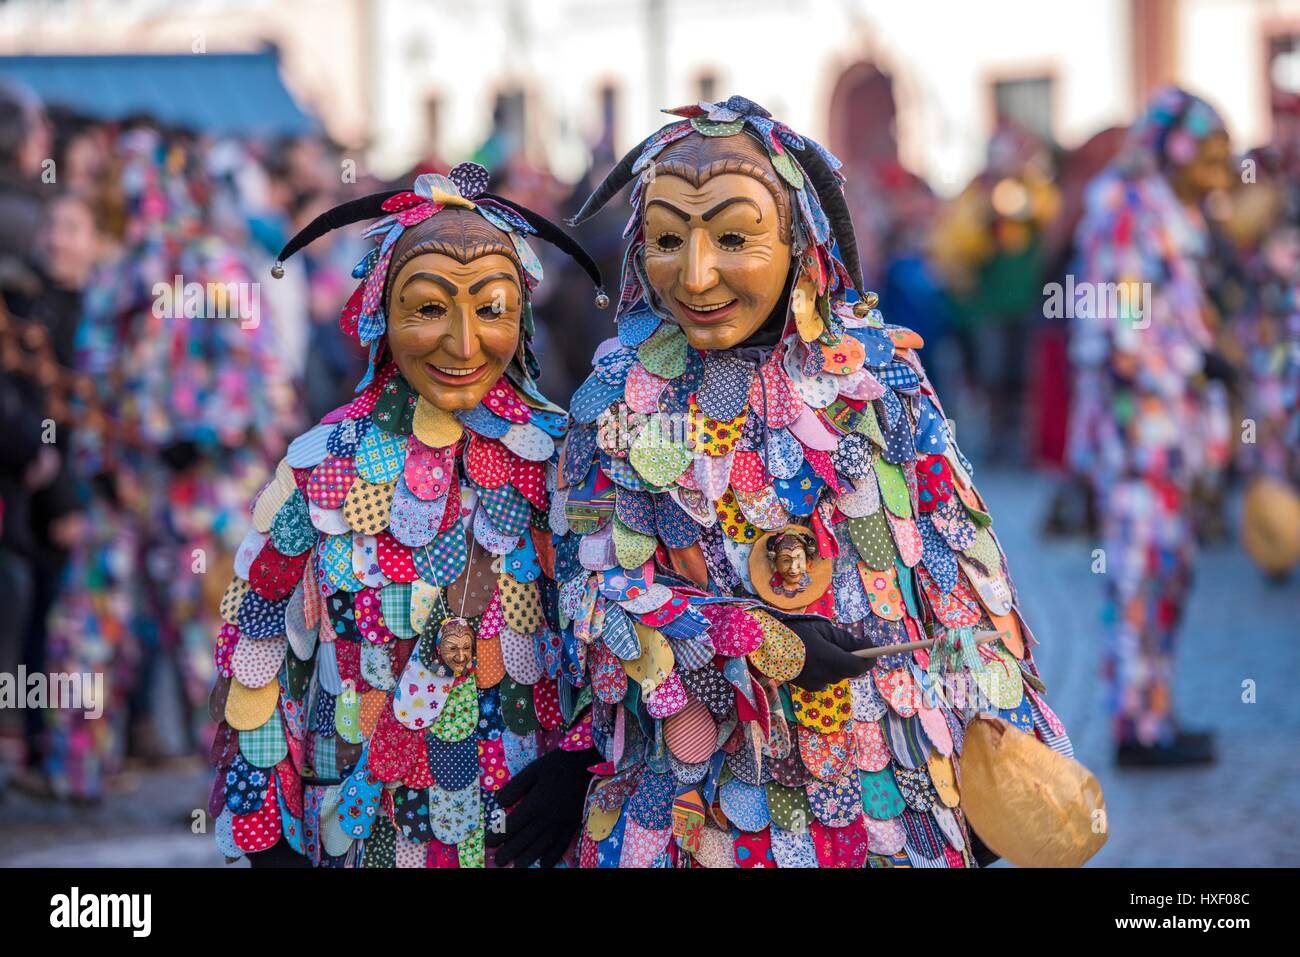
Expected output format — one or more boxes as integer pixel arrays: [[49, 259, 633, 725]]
[[1268, 33, 1300, 113], [697, 71, 718, 104], [492, 89, 527, 153], [993, 76, 1054, 142], [425, 94, 441, 158], [600, 83, 618, 139]]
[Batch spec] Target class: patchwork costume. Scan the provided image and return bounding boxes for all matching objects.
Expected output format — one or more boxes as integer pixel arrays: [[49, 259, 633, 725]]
[[209, 166, 605, 865], [1068, 89, 1232, 749], [555, 98, 1075, 868], [48, 129, 294, 799], [1215, 147, 1300, 578]]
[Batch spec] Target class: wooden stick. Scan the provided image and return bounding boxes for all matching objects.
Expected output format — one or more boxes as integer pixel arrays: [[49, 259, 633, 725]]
[[850, 628, 1003, 660]]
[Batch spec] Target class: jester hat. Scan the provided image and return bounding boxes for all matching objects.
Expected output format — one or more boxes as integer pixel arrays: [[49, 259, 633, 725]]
[[570, 95, 872, 341], [272, 162, 607, 387]]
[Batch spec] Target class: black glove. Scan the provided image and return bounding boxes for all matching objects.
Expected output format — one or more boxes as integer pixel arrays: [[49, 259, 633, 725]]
[[246, 840, 312, 868], [781, 615, 872, 690], [485, 745, 598, 868], [969, 829, 1002, 868]]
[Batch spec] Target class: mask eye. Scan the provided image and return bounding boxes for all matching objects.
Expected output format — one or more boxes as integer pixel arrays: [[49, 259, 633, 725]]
[[718, 232, 746, 251], [654, 233, 683, 251], [476, 302, 504, 320], [417, 302, 446, 319]]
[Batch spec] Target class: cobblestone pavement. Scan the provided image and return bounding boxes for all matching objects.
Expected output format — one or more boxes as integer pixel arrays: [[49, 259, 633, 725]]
[[0, 763, 229, 867], [0, 468, 1295, 867], [980, 469, 1300, 867]]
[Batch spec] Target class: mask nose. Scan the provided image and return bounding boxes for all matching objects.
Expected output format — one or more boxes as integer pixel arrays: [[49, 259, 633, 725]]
[[682, 229, 719, 296], [442, 306, 479, 363]]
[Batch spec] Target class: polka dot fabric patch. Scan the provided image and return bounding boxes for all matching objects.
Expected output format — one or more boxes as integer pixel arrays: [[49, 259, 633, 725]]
[[307, 455, 356, 509], [403, 438, 455, 501], [412, 396, 464, 448], [698, 353, 754, 420], [637, 326, 688, 379], [747, 610, 805, 681], [860, 767, 906, 820], [847, 511, 896, 571], [699, 604, 763, 656], [481, 377, 530, 424], [343, 478, 396, 536]]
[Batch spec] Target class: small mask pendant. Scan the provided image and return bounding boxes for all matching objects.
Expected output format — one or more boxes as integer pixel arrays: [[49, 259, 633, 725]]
[[436, 616, 475, 677]]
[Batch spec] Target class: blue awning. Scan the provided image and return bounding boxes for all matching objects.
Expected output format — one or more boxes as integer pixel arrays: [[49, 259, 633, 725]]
[[0, 48, 317, 136]]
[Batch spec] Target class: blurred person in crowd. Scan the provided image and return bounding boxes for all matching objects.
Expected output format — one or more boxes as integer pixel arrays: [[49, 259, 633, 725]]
[[6, 190, 106, 794], [487, 156, 577, 399], [289, 188, 368, 420], [930, 123, 1061, 465], [0, 79, 49, 276], [281, 134, 338, 196], [1068, 87, 1234, 767], [207, 137, 314, 384], [1210, 142, 1300, 580], [875, 170, 959, 398], [1038, 126, 1128, 538], [550, 152, 630, 406], [0, 78, 52, 795], [43, 125, 298, 799], [47, 106, 109, 198], [835, 132, 961, 394]]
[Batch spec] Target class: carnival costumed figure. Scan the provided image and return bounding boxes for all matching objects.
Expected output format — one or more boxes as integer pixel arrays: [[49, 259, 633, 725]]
[[210, 162, 609, 867], [1068, 88, 1234, 766], [45, 129, 295, 799], [492, 97, 1100, 869], [1215, 147, 1300, 579]]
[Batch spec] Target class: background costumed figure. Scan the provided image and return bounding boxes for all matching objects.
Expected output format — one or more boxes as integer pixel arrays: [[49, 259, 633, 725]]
[[512, 96, 1098, 868], [1067, 88, 1233, 765], [209, 162, 608, 866], [1211, 145, 1300, 579], [47, 128, 295, 799]]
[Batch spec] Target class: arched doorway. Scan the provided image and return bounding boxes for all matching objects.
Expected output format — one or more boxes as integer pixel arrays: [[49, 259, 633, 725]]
[[826, 61, 914, 287], [828, 61, 899, 169]]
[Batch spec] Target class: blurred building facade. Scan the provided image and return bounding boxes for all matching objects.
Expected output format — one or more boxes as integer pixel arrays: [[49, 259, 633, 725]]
[[3, 0, 1300, 184]]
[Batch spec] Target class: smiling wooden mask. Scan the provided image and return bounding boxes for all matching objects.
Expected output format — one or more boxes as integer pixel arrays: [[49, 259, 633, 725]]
[[267, 164, 607, 413], [641, 133, 795, 351], [384, 209, 527, 412]]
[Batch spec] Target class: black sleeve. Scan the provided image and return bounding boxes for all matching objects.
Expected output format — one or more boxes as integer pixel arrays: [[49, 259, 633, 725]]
[[0, 376, 45, 476]]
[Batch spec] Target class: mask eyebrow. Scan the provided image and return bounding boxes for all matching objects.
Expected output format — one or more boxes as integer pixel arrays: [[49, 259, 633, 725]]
[[399, 272, 457, 297], [646, 198, 691, 221], [468, 272, 518, 295], [702, 196, 763, 222]]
